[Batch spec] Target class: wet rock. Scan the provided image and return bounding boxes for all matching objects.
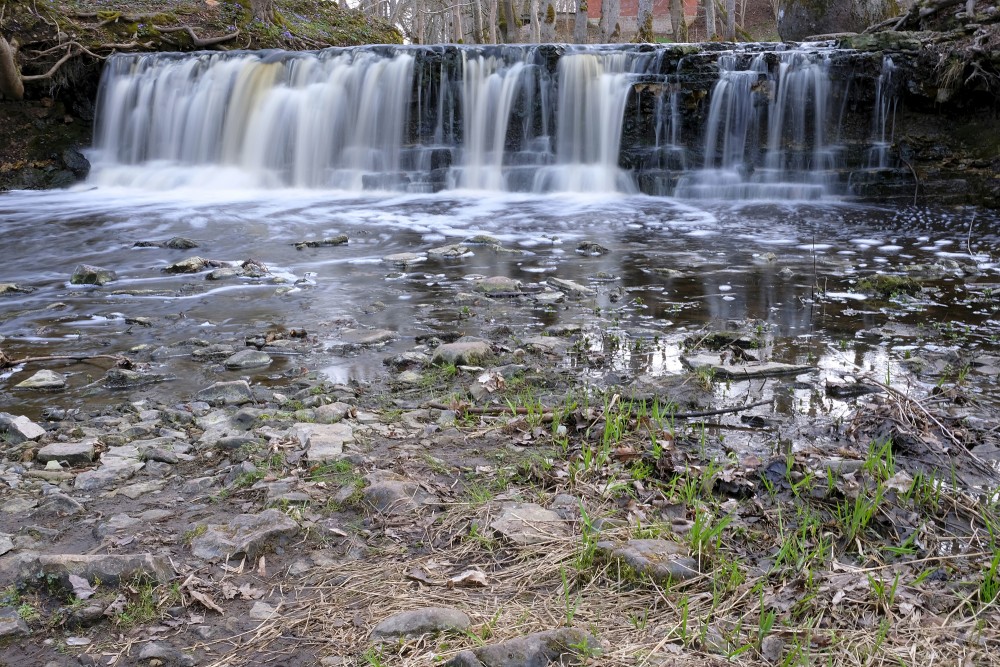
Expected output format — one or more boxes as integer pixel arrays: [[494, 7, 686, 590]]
[[0, 607, 30, 638], [490, 503, 571, 545], [428, 243, 470, 258], [104, 368, 168, 389], [595, 539, 700, 583], [163, 256, 211, 273], [36, 493, 85, 516], [371, 607, 471, 640], [363, 471, 438, 515], [547, 277, 596, 297], [196, 380, 254, 406], [431, 338, 493, 366], [192, 344, 237, 362], [294, 422, 354, 462], [0, 413, 46, 443], [14, 369, 66, 391], [206, 267, 242, 281], [224, 349, 273, 370], [0, 533, 13, 556], [576, 241, 609, 256], [71, 264, 118, 286], [36, 441, 95, 466], [475, 276, 521, 294], [383, 252, 426, 267], [0, 283, 32, 295], [294, 235, 348, 249], [681, 354, 815, 379], [164, 237, 199, 250], [522, 336, 567, 355], [61, 148, 91, 179], [340, 329, 397, 347], [445, 628, 599, 666], [190, 509, 299, 562], [136, 641, 196, 667]]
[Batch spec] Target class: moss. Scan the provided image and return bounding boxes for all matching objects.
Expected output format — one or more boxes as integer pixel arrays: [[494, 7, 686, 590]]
[[545, 4, 556, 24]]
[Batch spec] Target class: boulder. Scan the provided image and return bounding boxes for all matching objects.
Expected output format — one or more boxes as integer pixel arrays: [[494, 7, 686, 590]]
[[0, 413, 46, 443], [190, 509, 299, 562], [371, 607, 471, 640], [13, 369, 66, 391], [71, 264, 118, 286], [431, 338, 493, 366], [36, 441, 95, 466]]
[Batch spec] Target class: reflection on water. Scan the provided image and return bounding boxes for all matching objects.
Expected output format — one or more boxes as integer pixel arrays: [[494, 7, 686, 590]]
[[0, 187, 998, 417]]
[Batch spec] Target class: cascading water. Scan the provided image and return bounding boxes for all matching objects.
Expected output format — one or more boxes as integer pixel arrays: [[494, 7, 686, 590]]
[[867, 55, 897, 170], [88, 43, 891, 200]]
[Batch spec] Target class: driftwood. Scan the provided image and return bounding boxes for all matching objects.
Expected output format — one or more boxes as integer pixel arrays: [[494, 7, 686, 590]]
[[0, 348, 132, 370]]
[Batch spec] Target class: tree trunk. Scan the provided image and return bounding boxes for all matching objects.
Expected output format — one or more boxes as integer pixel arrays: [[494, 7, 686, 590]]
[[636, 0, 654, 42], [599, 0, 620, 42], [670, 0, 687, 40], [471, 0, 484, 43], [414, 0, 425, 43], [453, 1, 464, 41], [540, 0, 557, 41], [501, 0, 520, 41], [724, 0, 736, 39], [251, 0, 278, 24], [489, 0, 498, 43], [703, 0, 716, 39], [574, 0, 589, 43], [0, 36, 24, 101]]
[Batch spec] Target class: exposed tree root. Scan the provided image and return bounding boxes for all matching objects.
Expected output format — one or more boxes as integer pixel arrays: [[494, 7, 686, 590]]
[[153, 25, 241, 48]]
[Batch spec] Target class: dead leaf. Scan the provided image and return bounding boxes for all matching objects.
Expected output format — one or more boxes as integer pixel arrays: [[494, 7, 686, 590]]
[[258, 556, 266, 577], [238, 583, 264, 600], [188, 589, 225, 614], [405, 568, 436, 586], [447, 569, 489, 588], [69, 574, 95, 600]]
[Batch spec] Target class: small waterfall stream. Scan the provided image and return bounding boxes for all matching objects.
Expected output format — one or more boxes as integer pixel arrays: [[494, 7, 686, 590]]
[[90, 43, 893, 199]]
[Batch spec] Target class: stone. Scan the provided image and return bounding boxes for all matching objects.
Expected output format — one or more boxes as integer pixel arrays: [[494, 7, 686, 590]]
[[196, 380, 254, 406], [490, 503, 571, 545], [61, 147, 91, 178], [104, 368, 167, 389], [363, 471, 438, 515], [314, 402, 354, 424], [595, 539, 700, 583], [0, 413, 46, 443], [163, 256, 211, 273], [136, 642, 196, 667], [371, 607, 471, 640], [37, 441, 95, 466], [294, 235, 348, 249], [474, 276, 521, 294], [428, 243, 470, 258], [547, 277, 596, 297], [444, 628, 600, 667], [192, 344, 236, 361], [0, 607, 29, 639], [383, 252, 426, 266], [294, 422, 354, 462], [36, 493, 85, 516], [13, 369, 66, 391], [249, 601, 278, 620], [206, 267, 242, 281], [190, 509, 299, 562], [118, 480, 166, 499], [0, 283, 31, 295], [576, 241, 609, 255], [340, 329, 396, 346], [681, 354, 815, 379], [0, 552, 173, 589], [0, 533, 12, 556], [431, 339, 493, 366], [223, 349, 273, 370], [71, 264, 118, 286]]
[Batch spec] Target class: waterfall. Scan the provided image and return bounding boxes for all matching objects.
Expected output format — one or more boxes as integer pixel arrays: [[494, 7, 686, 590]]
[[867, 56, 897, 170], [88, 43, 891, 200]]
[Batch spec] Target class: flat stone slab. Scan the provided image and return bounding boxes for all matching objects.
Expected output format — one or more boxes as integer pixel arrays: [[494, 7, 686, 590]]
[[444, 628, 599, 667], [547, 277, 596, 297], [191, 509, 299, 562], [196, 380, 254, 406], [428, 243, 470, 258], [224, 349, 273, 370], [0, 413, 46, 443], [383, 252, 426, 266], [682, 354, 816, 379], [14, 369, 66, 391], [0, 552, 173, 589], [490, 503, 571, 546], [371, 607, 471, 640], [475, 276, 521, 294], [363, 471, 438, 515], [595, 538, 700, 583], [0, 608, 29, 639], [37, 441, 95, 466], [340, 329, 396, 346], [294, 422, 354, 462], [432, 339, 493, 366]]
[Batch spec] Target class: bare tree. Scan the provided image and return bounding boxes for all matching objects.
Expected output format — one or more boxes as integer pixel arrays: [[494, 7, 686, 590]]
[[670, 0, 688, 41], [500, 0, 521, 42], [703, 0, 716, 39], [599, 0, 620, 42], [540, 0, 557, 40], [724, 0, 736, 39], [574, 0, 589, 43], [636, 0, 654, 42]]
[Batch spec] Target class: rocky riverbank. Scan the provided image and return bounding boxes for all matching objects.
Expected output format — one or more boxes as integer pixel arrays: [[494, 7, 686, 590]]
[[2, 256, 1000, 665]]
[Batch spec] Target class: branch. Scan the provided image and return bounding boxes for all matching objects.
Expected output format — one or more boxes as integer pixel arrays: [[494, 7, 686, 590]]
[[0, 352, 133, 370], [153, 25, 240, 48], [20, 44, 79, 81]]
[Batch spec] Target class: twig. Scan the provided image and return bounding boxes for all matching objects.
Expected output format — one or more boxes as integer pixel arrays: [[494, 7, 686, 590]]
[[899, 154, 920, 206], [20, 44, 79, 81]]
